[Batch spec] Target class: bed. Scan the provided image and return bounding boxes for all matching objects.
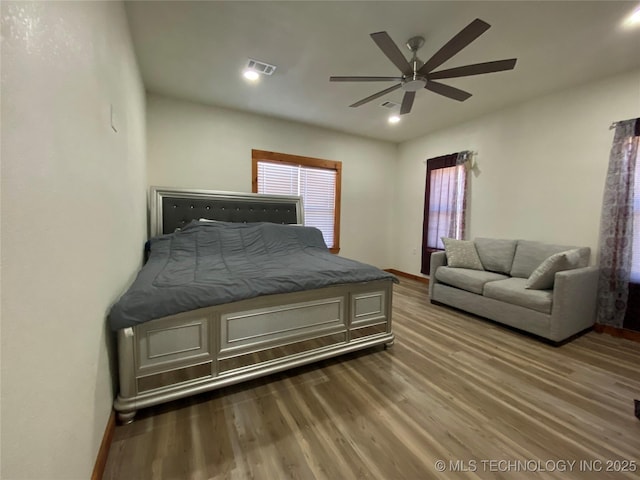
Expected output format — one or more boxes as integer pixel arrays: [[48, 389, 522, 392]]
[[111, 187, 396, 423]]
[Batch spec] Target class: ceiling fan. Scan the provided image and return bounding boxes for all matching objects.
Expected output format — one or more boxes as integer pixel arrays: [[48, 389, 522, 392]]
[[329, 18, 517, 115]]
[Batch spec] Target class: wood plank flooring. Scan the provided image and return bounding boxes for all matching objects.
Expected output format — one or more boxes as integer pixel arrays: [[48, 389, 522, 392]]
[[104, 279, 640, 480]]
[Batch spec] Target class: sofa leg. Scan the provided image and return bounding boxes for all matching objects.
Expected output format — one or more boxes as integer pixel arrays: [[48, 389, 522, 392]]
[[430, 299, 448, 307], [550, 326, 594, 347]]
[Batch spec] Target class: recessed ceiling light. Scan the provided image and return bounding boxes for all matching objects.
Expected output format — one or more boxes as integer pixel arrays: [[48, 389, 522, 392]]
[[243, 69, 260, 82], [388, 115, 401, 124], [622, 5, 640, 29]]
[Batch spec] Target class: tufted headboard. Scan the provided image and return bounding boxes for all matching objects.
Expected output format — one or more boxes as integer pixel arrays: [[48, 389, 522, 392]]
[[149, 187, 304, 237]]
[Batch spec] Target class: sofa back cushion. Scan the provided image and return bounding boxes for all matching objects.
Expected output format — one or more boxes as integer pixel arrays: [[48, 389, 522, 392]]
[[474, 238, 518, 274], [510, 240, 590, 278]]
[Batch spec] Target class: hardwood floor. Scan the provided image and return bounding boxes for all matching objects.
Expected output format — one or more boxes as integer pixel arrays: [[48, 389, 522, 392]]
[[104, 279, 640, 480]]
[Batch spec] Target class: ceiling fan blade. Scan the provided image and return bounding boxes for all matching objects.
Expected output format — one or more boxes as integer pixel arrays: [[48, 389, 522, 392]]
[[400, 91, 415, 115], [419, 18, 491, 74], [330, 76, 403, 82], [425, 80, 472, 102], [370, 31, 412, 74], [349, 83, 402, 108], [428, 59, 517, 80]]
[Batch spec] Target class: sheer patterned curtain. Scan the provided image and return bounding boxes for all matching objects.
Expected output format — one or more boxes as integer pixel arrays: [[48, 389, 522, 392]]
[[421, 151, 470, 274], [596, 119, 640, 327]]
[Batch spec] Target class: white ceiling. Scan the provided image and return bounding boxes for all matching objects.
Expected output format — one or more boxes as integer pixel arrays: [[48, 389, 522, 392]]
[[125, 1, 640, 143]]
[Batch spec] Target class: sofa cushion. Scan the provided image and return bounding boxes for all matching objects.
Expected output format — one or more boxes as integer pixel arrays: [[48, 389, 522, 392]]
[[525, 249, 582, 290], [510, 240, 590, 278], [483, 277, 553, 314], [474, 238, 517, 274], [442, 238, 484, 270], [435, 266, 509, 294]]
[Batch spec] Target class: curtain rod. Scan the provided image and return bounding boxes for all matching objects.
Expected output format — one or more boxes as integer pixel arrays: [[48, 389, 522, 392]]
[[422, 150, 477, 165], [610, 118, 639, 130]]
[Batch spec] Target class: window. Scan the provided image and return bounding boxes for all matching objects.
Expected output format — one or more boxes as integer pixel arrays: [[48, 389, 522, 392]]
[[632, 140, 640, 283], [421, 153, 468, 274], [628, 141, 640, 331], [252, 149, 342, 253]]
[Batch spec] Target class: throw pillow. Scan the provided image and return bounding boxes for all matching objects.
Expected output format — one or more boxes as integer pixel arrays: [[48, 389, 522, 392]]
[[525, 249, 582, 290], [441, 238, 485, 271]]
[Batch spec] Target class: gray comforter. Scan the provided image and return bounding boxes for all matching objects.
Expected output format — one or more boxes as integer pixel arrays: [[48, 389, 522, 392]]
[[109, 221, 397, 330]]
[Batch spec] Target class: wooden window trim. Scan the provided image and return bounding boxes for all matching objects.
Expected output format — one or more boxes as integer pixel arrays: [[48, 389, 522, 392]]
[[252, 149, 341, 254]]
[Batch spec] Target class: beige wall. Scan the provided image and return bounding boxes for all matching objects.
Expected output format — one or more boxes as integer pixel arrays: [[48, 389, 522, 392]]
[[393, 70, 640, 277], [0, 2, 146, 478], [147, 93, 397, 267], [0, 3, 636, 476]]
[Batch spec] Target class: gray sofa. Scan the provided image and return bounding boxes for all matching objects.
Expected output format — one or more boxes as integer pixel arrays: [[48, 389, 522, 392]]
[[429, 238, 599, 342]]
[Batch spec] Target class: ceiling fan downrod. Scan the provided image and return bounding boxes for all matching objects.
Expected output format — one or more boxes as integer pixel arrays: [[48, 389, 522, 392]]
[[403, 36, 427, 91]]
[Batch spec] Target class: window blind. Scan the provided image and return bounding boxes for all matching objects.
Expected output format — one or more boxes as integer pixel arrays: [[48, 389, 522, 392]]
[[257, 161, 336, 248]]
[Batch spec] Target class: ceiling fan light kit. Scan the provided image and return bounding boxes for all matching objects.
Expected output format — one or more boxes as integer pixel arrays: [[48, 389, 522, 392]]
[[330, 18, 518, 116]]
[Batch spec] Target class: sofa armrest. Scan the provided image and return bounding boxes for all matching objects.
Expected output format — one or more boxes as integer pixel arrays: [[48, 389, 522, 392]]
[[550, 266, 599, 341], [429, 251, 447, 299]]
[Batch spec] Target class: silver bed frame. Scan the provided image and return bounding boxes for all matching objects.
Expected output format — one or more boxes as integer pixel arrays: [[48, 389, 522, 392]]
[[113, 187, 394, 423]]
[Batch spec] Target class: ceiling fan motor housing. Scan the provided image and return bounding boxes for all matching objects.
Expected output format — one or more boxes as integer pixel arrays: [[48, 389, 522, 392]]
[[402, 74, 427, 92]]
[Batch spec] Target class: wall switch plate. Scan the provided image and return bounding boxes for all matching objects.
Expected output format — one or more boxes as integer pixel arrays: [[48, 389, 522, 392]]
[[110, 104, 118, 132]]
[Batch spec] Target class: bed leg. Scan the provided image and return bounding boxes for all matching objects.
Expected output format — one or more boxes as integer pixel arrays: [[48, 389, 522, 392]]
[[384, 340, 394, 349], [117, 410, 137, 425]]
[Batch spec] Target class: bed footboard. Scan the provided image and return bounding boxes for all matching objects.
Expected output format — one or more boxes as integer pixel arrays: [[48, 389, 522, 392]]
[[114, 280, 394, 423]]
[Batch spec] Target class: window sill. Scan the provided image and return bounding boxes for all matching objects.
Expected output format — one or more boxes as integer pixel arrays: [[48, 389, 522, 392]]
[[330, 247, 340, 254]]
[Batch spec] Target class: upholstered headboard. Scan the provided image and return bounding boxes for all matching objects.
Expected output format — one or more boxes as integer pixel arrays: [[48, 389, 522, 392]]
[[149, 187, 304, 237]]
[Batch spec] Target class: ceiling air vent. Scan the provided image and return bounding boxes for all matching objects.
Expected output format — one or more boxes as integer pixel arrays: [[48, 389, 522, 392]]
[[380, 101, 400, 109], [247, 59, 277, 76]]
